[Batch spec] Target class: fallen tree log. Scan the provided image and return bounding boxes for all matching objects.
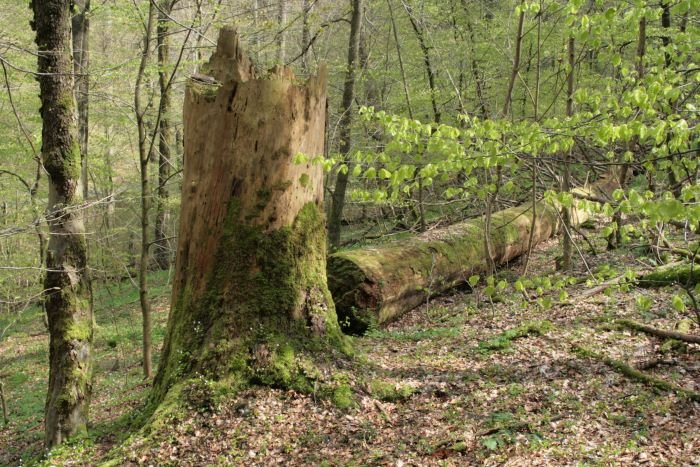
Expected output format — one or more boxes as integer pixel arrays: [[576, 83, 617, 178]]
[[328, 177, 619, 333], [617, 319, 700, 344]]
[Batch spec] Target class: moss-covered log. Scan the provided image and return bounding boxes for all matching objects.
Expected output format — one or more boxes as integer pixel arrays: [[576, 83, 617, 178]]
[[152, 28, 348, 405], [328, 178, 618, 333], [637, 262, 700, 288]]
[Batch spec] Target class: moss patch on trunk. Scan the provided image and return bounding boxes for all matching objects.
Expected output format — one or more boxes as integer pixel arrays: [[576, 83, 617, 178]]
[[152, 201, 351, 407]]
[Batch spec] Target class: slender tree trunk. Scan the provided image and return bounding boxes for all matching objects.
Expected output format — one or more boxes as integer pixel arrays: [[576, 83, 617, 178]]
[[521, 0, 542, 274], [609, 17, 644, 249], [276, 0, 287, 63], [154, 2, 174, 270], [485, 0, 525, 274], [252, 0, 260, 62], [403, 0, 440, 124], [387, 0, 413, 119], [560, 36, 575, 271], [135, 3, 156, 379], [465, 18, 488, 118], [502, 0, 525, 118], [661, 2, 671, 68], [72, 0, 90, 200], [32, 0, 93, 449], [660, 2, 680, 197], [301, 0, 312, 73], [328, 0, 363, 249], [152, 28, 347, 403]]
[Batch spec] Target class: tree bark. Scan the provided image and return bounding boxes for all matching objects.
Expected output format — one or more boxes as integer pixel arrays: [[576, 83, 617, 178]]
[[328, 177, 619, 333], [72, 0, 90, 200], [328, 0, 363, 250], [154, 1, 174, 270], [152, 28, 347, 403], [32, 0, 94, 448]]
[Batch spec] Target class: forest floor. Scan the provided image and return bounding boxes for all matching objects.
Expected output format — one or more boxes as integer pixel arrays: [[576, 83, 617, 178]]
[[1, 234, 699, 466]]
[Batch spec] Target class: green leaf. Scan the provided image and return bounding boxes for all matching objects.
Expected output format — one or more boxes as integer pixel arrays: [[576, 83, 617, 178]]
[[482, 436, 499, 450], [671, 295, 686, 312]]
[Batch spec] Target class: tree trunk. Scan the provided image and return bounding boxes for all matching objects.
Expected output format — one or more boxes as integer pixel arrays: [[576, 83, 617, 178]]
[[152, 27, 348, 403], [403, 1, 440, 124], [135, 3, 156, 379], [301, 0, 312, 74], [328, 177, 619, 333], [72, 0, 90, 201], [328, 0, 363, 250], [32, 0, 94, 448], [560, 36, 575, 271], [502, 0, 525, 118], [276, 0, 287, 63], [154, 2, 173, 270]]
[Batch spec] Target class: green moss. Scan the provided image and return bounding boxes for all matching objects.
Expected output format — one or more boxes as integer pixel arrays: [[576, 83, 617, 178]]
[[299, 173, 310, 188], [332, 384, 354, 409], [368, 379, 415, 402], [187, 79, 221, 102], [64, 315, 92, 341]]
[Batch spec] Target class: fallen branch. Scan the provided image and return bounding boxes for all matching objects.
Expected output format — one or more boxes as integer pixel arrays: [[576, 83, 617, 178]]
[[568, 261, 690, 304], [636, 358, 679, 371], [616, 319, 700, 344], [0, 381, 8, 426], [572, 345, 700, 402]]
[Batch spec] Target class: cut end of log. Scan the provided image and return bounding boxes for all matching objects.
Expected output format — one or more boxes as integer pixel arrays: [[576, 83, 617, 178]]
[[327, 255, 381, 334]]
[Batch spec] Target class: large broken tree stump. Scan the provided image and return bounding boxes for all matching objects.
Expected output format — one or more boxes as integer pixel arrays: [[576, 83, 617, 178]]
[[152, 28, 348, 404], [328, 178, 619, 333]]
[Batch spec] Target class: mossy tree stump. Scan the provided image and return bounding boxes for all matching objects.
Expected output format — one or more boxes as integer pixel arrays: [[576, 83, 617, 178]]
[[152, 28, 348, 404]]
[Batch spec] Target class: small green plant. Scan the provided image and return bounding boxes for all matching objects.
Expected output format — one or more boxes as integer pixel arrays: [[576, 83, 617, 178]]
[[477, 320, 552, 353]]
